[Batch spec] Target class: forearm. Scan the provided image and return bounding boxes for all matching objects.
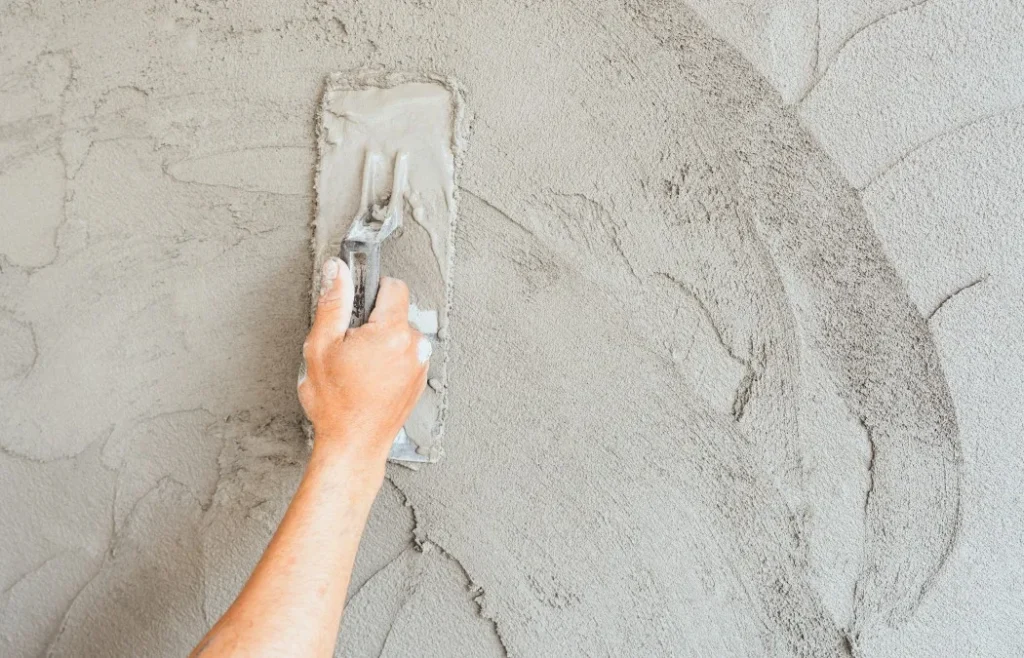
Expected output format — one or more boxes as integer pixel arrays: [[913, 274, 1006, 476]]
[[192, 261, 425, 656], [191, 442, 384, 658]]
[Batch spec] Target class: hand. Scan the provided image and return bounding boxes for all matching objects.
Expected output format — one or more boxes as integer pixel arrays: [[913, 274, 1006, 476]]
[[299, 257, 429, 472]]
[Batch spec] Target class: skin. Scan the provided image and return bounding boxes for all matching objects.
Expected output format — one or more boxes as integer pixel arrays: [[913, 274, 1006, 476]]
[[190, 257, 429, 658]]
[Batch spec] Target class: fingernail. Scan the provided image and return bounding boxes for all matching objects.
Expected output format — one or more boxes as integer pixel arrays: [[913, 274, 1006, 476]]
[[417, 336, 433, 364], [320, 258, 340, 296]]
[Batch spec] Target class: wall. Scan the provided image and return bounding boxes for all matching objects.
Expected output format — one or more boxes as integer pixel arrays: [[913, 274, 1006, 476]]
[[1, 0, 1021, 656]]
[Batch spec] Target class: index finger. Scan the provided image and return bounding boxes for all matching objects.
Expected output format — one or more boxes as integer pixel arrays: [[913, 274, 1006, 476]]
[[368, 277, 410, 325]]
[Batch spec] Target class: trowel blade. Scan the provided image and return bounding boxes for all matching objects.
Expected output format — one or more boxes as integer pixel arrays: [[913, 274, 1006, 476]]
[[388, 428, 432, 464], [312, 70, 463, 466]]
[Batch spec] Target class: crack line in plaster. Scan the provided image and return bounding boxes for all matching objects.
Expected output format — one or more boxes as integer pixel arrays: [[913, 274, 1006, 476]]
[[811, 0, 821, 77], [42, 468, 116, 658], [859, 418, 877, 518], [1, 552, 66, 597], [915, 475, 963, 611], [0, 425, 112, 465], [862, 104, 1024, 189], [43, 474, 200, 655], [373, 561, 424, 658], [385, 475, 511, 657], [161, 145, 313, 197], [347, 548, 416, 607], [544, 190, 643, 284], [0, 51, 74, 275], [43, 434, 215, 654], [795, 0, 939, 105], [41, 562, 105, 658], [113, 475, 195, 558], [460, 189, 536, 240], [926, 275, 990, 323], [655, 271, 761, 420], [10, 313, 40, 382]]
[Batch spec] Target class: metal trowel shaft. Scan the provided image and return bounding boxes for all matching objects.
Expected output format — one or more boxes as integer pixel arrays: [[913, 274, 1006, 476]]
[[343, 237, 380, 328], [340, 151, 408, 328]]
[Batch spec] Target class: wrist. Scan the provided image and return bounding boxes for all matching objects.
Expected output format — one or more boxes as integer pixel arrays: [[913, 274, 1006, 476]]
[[308, 436, 386, 496]]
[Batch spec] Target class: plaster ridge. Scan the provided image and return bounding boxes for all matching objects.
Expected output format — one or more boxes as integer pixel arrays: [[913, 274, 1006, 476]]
[[387, 476, 510, 656], [460, 189, 536, 240], [422, 539, 512, 658], [863, 104, 1024, 189], [1, 552, 65, 597], [926, 275, 990, 323], [797, 0, 939, 105]]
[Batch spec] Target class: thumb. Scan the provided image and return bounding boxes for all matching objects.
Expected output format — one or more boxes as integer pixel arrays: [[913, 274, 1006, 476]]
[[309, 257, 354, 350]]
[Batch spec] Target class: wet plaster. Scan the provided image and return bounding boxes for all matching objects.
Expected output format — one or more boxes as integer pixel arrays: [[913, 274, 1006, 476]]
[[1, 0, 1021, 657]]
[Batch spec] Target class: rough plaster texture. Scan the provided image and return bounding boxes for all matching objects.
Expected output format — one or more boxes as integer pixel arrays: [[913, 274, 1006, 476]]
[[1, 1, 1020, 657]]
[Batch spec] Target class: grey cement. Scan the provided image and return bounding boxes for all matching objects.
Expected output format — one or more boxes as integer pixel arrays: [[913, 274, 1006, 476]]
[[1, 1, 1021, 657]]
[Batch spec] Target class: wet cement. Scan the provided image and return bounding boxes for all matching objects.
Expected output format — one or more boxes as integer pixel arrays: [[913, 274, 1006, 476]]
[[1, 0, 1021, 656]]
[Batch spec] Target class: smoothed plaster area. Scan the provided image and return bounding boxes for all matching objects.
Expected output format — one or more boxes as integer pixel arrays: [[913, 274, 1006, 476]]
[[1, 0, 1020, 656]]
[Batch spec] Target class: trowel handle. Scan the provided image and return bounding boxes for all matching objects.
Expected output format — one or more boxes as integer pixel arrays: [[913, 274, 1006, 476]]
[[342, 240, 380, 328]]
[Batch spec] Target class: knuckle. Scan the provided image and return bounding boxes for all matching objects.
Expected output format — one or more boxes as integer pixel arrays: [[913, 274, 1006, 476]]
[[383, 277, 409, 297], [297, 381, 314, 406], [384, 327, 414, 352], [302, 335, 324, 360]]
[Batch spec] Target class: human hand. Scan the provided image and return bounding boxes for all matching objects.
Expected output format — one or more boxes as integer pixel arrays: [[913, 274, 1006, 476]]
[[299, 257, 429, 472]]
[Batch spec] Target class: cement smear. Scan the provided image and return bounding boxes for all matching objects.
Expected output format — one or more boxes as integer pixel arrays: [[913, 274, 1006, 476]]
[[1, 0, 1020, 657]]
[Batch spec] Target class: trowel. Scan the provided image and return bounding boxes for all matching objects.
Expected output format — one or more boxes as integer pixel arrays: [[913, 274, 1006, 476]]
[[311, 71, 462, 466], [339, 149, 426, 463]]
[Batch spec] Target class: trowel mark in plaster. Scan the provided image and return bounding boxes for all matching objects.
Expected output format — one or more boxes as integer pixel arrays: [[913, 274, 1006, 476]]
[[631, 3, 960, 645], [770, 190, 960, 636], [711, 146, 961, 641], [744, 130, 961, 635], [654, 156, 807, 494], [455, 188, 845, 656], [408, 190, 447, 282]]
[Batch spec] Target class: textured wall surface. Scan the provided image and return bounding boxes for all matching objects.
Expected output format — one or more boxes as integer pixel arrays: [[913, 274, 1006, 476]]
[[1, 1, 1021, 656]]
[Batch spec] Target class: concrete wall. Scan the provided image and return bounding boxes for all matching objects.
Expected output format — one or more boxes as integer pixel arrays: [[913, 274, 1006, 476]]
[[2, 0, 1021, 655]]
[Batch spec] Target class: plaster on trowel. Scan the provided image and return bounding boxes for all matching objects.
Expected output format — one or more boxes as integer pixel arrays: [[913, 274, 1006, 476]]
[[310, 71, 464, 466]]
